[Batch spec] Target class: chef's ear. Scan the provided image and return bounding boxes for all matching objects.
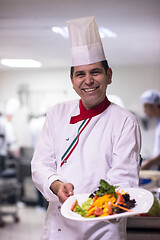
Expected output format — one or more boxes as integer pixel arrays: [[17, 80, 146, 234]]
[[70, 75, 76, 90], [70, 66, 74, 86], [70, 75, 75, 89], [107, 68, 112, 85], [70, 74, 73, 83]]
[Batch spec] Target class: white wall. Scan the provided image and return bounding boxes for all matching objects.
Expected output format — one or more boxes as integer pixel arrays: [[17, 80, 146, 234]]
[[108, 65, 160, 115], [0, 68, 77, 113]]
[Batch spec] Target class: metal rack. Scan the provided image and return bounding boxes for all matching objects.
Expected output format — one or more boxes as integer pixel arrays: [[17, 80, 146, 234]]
[[0, 155, 22, 228], [0, 178, 21, 226]]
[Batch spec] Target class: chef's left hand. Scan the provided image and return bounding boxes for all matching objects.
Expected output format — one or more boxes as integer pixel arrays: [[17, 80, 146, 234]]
[[57, 182, 74, 203], [50, 180, 74, 203]]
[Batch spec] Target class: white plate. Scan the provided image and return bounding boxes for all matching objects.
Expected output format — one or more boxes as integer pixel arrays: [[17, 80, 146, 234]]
[[61, 188, 154, 221]]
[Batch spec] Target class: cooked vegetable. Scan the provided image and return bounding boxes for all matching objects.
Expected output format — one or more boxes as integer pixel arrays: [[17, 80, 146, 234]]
[[95, 180, 118, 198], [73, 203, 87, 217], [71, 200, 78, 211], [94, 207, 103, 216], [112, 203, 132, 212], [82, 198, 94, 210], [73, 197, 94, 217], [107, 202, 113, 215], [71, 180, 136, 218], [116, 193, 125, 205]]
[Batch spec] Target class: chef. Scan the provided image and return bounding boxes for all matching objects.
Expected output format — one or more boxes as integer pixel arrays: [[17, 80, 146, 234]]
[[31, 16, 141, 240], [140, 90, 160, 169], [0, 103, 8, 173], [0, 102, 18, 172]]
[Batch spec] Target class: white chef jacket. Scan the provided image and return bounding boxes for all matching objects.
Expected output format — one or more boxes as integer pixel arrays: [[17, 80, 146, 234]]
[[0, 116, 15, 156], [153, 117, 160, 157], [29, 116, 46, 149], [31, 100, 141, 240], [0, 115, 8, 156]]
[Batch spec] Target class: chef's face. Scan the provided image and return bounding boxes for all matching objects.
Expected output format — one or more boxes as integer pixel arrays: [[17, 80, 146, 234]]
[[70, 62, 112, 109], [143, 103, 156, 118]]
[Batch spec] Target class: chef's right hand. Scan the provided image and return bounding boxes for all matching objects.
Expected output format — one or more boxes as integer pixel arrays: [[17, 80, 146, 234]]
[[50, 180, 74, 204]]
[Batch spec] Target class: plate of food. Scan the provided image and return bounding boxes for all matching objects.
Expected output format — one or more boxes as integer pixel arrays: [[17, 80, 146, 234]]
[[61, 180, 154, 221]]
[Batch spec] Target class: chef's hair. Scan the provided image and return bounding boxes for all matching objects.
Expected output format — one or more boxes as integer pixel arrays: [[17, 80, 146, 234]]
[[70, 60, 109, 77]]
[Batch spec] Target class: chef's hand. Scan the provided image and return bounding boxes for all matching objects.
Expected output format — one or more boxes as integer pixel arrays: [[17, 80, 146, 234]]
[[50, 180, 74, 204]]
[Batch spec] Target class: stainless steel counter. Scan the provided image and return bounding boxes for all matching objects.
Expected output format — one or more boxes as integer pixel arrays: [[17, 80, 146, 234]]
[[127, 216, 160, 240]]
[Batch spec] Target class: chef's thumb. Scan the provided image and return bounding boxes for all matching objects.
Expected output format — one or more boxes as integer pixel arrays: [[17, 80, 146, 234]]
[[64, 183, 74, 196]]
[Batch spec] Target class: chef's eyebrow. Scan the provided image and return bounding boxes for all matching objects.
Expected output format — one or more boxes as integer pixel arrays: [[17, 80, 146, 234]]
[[74, 68, 103, 76], [90, 68, 103, 73], [74, 71, 85, 76]]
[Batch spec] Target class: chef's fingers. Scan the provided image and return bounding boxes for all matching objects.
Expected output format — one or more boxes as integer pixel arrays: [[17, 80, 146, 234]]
[[57, 183, 74, 203], [58, 188, 68, 204], [64, 183, 74, 196]]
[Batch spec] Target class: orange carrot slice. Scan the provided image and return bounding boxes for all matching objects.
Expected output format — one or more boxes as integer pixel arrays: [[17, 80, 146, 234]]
[[112, 203, 132, 212], [71, 200, 77, 211]]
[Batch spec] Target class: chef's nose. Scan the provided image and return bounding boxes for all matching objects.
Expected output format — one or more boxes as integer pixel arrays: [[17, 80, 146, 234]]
[[84, 73, 94, 85]]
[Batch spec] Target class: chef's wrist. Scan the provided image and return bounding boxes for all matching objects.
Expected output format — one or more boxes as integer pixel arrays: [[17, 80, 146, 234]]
[[50, 180, 63, 195]]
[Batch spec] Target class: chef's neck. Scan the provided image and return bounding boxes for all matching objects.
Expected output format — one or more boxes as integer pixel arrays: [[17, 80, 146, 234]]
[[81, 96, 106, 110]]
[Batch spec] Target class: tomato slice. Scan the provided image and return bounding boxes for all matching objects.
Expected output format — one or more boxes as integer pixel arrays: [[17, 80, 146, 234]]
[[94, 207, 103, 216]]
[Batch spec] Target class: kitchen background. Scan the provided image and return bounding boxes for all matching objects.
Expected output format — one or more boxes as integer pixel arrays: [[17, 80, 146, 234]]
[[1, 66, 160, 157], [0, 0, 160, 239]]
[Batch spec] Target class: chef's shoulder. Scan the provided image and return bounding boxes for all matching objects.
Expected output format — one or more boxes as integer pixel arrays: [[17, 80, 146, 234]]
[[46, 99, 79, 121], [109, 103, 139, 127]]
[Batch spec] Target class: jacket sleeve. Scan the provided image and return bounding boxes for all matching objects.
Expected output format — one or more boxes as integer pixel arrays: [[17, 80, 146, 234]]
[[107, 116, 141, 188], [31, 109, 66, 202]]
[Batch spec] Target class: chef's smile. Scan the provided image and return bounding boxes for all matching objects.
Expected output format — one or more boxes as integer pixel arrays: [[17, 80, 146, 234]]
[[71, 62, 112, 109], [82, 86, 99, 93]]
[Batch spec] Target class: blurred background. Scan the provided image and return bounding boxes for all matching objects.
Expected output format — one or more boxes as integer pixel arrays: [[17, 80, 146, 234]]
[[0, 0, 160, 239]]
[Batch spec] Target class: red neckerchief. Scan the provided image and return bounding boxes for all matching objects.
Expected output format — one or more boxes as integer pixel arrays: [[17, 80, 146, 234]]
[[70, 96, 111, 124]]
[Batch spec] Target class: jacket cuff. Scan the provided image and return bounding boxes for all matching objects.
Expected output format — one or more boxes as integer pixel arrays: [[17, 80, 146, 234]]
[[43, 174, 66, 202]]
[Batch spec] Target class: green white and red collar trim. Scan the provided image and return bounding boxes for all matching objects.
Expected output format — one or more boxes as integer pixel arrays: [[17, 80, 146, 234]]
[[61, 118, 91, 167]]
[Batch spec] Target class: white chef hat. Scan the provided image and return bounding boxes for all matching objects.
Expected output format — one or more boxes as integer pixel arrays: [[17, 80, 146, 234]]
[[67, 16, 106, 66], [5, 97, 20, 115], [140, 90, 160, 105]]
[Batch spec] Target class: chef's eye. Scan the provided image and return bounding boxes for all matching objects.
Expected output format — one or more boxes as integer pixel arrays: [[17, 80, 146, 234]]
[[75, 72, 85, 78], [91, 71, 100, 75], [78, 74, 84, 77]]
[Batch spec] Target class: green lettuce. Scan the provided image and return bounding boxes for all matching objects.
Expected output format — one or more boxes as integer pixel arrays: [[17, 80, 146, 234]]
[[82, 198, 94, 210], [73, 197, 94, 217], [96, 179, 118, 198]]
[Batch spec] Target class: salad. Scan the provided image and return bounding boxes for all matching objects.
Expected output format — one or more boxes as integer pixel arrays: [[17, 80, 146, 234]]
[[71, 180, 136, 218]]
